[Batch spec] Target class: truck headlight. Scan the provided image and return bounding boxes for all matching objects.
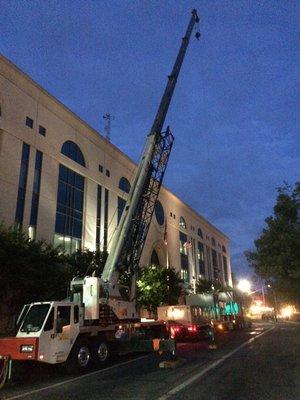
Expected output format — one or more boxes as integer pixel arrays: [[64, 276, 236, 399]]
[[21, 344, 34, 353]]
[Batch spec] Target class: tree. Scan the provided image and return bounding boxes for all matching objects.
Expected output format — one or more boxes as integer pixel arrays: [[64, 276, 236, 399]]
[[245, 182, 300, 305], [66, 249, 108, 278], [136, 264, 183, 314], [0, 225, 70, 333], [195, 278, 230, 294]]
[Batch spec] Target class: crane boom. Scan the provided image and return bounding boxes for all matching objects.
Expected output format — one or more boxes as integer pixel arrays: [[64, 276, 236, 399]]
[[101, 9, 200, 309]]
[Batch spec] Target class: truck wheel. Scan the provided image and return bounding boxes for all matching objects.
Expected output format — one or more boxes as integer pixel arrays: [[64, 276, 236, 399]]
[[94, 341, 110, 365], [66, 339, 93, 373]]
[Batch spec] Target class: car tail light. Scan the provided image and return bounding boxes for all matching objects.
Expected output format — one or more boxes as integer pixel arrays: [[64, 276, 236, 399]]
[[170, 325, 181, 338], [187, 325, 197, 332]]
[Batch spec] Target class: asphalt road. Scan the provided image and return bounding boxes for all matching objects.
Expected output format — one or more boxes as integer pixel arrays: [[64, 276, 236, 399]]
[[0, 321, 299, 400]]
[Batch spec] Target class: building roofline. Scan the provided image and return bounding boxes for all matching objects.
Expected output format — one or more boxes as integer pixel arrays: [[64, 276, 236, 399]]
[[0, 53, 228, 241]]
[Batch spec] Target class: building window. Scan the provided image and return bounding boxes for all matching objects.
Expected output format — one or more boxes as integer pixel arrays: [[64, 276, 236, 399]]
[[25, 116, 34, 128], [170, 212, 173, 217], [179, 231, 188, 255], [155, 200, 164, 226], [173, 214, 176, 219], [29, 150, 43, 239], [151, 249, 161, 266], [15, 142, 30, 228], [103, 188, 109, 251], [119, 177, 131, 193], [38, 125, 46, 136], [198, 228, 203, 238], [197, 242, 205, 276], [106, 169, 110, 177], [99, 164, 103, 173], [179, 231, 189, 283], [211, 249, 218, 280], [211, 237, 216, 247], [223, 256, 229, 284], [0, 104, 2, 117], [118, 197, 126, 224], [54, 164, 84, 253], [179, 216, 187, 229], [96, 185, 102, 250], [61, 141, 85, 167], [222, 245, 226, 253]]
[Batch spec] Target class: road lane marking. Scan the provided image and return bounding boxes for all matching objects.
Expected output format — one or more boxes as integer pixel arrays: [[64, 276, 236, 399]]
[[157, 326, 275, 400], [3, 355, 149, 400]]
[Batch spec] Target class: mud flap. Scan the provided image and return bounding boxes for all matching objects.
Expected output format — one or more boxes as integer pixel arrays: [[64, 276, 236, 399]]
[[0, 356, 10, 389]]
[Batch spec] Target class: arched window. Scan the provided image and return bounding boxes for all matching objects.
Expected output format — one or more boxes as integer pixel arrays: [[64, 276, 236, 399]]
[[179, 216, 187, 229], [61, 141, 85, 167], [198, 228, 203, 238], [151, 249, 161, 266], [222, 245, 226, 253], [118, 177, 131, 194], [155, 200, 164, 226]]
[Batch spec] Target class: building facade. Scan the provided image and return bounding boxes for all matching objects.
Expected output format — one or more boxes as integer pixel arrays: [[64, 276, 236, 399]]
[[0, 55, 232, 288]]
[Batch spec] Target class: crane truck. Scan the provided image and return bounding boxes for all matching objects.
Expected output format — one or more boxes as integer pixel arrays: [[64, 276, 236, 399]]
[[0, 9, 200, 388]]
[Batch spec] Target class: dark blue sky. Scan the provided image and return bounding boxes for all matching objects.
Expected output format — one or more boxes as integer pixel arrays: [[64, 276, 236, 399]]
[[1, 1, 299, 279]]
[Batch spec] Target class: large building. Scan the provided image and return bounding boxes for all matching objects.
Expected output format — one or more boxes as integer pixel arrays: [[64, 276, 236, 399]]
[[0, 54, 232, 288]]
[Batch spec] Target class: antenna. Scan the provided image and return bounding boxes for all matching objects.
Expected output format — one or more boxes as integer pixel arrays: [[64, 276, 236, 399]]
[[103, 113, 115, 141]]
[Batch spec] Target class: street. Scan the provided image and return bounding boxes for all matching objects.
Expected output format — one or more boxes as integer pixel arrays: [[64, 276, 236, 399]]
[[0, 321, 299, 400]]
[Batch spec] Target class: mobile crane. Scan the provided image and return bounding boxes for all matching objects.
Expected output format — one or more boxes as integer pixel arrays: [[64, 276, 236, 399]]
[[0, 9, 200, 387]]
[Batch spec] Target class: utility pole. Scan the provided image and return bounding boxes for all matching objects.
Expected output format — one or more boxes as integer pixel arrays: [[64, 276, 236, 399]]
[[103, 113, 115, 141]]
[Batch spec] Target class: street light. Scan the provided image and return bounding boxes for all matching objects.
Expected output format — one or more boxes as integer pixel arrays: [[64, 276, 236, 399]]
[[236, 279, 251, 320], [237, 279, 251, 294]]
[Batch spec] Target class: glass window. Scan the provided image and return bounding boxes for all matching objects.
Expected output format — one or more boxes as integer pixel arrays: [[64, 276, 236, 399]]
[[20, 304, 50, 333], [118, 197, 126, 224], [155, 200, 164, 226], [222, 245, 226, 253], [118, 177, 131, 194], [54, 164, 84, 253], [179, 231, 188, 255], [61, 141, 85, 167], [15, 143, 30, 227], [30, 150, 43, 227], [38, 125, 46, 136], [198, 228, 203, 238], [151, 249, 160, 266], [223, 256, 229, 283], [198, 242, 205, 276], [44, 308, 54, 331], [26, 116, 33, 128], [106, 169, 110, 177], [211, 237, 216, 247], [211, 249, 218, 279], [103, 189, 109, 252], [96, 185, 102, 250], [57, 306, 71, 327], [179, 216, 187, 229], [99, 164, 103, 173]]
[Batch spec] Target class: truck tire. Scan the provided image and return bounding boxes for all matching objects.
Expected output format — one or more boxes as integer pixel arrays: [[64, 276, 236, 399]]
[[94, 341, 110, 366], [66, 339, 93, 373]]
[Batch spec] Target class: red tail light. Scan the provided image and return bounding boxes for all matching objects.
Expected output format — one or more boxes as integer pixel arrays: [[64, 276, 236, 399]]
[[170, 325, 182, 338], [187, 325, 197, 332]]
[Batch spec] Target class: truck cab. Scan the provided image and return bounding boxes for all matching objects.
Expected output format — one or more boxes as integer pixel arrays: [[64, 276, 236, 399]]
[[0, 302, 81, 364]]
